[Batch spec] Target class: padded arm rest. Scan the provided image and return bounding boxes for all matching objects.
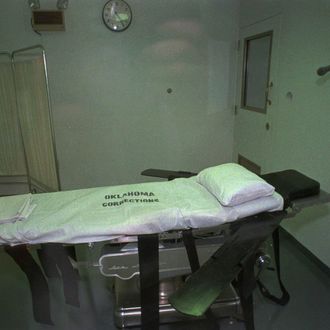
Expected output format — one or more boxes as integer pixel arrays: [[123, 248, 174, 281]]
[[261, 170, 320, 208], [141, 169, 197, 181]]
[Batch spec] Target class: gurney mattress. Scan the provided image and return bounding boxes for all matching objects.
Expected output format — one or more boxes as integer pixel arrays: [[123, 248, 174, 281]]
[[0, 166, 283, 245]]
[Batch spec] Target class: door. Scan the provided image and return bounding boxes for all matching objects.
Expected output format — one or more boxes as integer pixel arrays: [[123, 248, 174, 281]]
[[234, 15, 281, 174]]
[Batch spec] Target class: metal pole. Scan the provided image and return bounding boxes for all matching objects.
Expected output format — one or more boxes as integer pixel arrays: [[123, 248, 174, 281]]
[[0, 51, 31, 192]]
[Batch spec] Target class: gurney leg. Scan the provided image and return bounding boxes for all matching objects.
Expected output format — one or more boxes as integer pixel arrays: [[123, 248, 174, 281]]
[[239, 294, 254, 330], [236, 255, 256, 330], [5, 245, 53, 325], [138, 234, 160, 330]]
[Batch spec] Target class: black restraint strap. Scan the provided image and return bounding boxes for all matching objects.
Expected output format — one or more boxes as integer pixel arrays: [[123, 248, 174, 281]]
[[40, 244, 80, 307], [37, 247, 60, 278], [38, 245, 78, 280], [141, 169, 196, 180], [138, 234, 159, 330], [257, 228, 290, 305], [5, 245, 53, 325], [182, 230, 219, 330], [257, 169, 318, 305], [182, 230, 200, 271]]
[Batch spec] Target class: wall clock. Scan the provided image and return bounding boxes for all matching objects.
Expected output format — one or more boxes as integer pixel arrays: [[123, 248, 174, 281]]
[[102, 0, 132, 32]]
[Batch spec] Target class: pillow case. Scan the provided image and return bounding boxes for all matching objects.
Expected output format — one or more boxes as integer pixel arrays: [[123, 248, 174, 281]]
[[196, 163, 274, 206]]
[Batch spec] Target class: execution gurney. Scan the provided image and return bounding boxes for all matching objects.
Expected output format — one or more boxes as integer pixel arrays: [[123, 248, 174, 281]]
[[0, 163, 327, 329]]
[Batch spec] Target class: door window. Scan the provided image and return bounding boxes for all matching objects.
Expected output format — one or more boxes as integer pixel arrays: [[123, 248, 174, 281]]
[[241, 31, 273, 113]]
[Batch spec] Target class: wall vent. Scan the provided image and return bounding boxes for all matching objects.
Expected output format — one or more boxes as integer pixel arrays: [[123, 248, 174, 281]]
[[32, 10, 65, 31]]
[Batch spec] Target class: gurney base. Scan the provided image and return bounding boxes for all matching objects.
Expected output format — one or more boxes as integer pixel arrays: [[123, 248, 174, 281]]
[[113, 276, 242, 328]]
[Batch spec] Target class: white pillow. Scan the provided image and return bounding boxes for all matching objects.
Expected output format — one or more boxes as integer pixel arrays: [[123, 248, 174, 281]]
[[196, 163, 275, 206]]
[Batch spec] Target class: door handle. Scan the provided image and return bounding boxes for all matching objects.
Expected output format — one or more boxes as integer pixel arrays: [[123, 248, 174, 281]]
[[265, 81, 273, 107]]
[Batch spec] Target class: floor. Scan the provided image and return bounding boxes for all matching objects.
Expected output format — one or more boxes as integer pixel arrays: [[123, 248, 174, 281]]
[[0, 231, 329, 330], [281, 201, 330, 268]]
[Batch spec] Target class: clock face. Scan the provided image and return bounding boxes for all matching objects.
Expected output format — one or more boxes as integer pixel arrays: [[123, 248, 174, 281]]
[[102, 0, 132, 32]]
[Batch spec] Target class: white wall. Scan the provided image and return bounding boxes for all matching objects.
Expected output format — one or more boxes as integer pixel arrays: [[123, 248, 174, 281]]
[[239, 0, 282, 28], [238, 0, 330, 266], [0, 0, 240, 189]]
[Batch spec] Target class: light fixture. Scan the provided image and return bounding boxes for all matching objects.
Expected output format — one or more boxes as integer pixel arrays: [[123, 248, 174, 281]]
[[57, 0, 69, 10], [28, 0, 40, 10]]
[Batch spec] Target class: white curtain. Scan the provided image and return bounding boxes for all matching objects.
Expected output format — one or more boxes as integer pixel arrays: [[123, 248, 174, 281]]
[[14, 54, 59, 191], [0, 55, 26, 176]]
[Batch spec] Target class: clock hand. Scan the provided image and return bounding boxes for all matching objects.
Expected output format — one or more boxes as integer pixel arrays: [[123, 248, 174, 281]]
[[114, 11, 126, 27]]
